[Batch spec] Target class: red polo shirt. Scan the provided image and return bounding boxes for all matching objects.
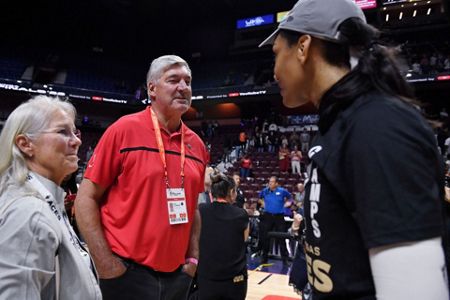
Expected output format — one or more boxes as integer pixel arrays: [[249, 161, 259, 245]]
[[84, 106, 208, 272]]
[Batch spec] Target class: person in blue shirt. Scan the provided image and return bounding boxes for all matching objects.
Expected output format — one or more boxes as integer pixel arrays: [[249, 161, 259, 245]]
[[258, 176, 292, 265]]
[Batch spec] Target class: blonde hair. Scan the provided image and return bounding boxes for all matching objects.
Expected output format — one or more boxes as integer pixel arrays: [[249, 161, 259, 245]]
[[0, 96, 76, 194]]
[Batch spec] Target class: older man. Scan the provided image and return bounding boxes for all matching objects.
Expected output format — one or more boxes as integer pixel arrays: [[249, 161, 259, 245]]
[[75, 55, 208, 300], [258, 176, 292, 265]]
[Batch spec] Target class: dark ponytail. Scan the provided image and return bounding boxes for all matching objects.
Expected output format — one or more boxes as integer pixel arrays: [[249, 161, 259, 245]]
[[210, 170, 236, 199], [334, 17, 414, 100]]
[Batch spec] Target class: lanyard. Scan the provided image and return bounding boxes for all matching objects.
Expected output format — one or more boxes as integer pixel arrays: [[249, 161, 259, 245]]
[[150, 107, 185, 188], [26, 173, 94, 270]]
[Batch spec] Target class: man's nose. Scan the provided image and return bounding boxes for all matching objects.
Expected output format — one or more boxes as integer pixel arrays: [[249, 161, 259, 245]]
[[178, 80, 189, 90]]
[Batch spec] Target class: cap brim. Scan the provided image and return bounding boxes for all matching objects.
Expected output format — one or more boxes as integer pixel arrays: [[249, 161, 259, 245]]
[[258, 29, 279, 48]]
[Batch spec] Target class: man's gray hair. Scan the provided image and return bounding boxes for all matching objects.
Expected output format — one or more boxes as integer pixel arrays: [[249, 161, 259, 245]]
[[146, 55, 191, 86], [0, 96, 76, 193]]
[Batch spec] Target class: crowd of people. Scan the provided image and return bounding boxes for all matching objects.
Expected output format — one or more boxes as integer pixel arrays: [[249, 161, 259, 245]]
[[1, 0, 450, 299], [235, 126, 312, 179], [405, 46, 450, 76]]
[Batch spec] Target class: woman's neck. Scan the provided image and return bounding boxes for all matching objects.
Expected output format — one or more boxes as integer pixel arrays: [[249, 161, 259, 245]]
[[312, 66, 349, 108], [215, 197, 229, 203]]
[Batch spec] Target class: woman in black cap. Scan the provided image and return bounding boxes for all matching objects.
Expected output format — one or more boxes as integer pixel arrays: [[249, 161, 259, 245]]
[[260, 0, 449, 299], [196, 170, 249, 300]]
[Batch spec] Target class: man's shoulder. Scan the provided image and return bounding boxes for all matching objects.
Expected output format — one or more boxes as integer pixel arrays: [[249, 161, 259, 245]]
[[94, 110, 147, 146], [183, 125, 208, 160], [183, 125, 204, 143], [107, 110, 151, 131], [114, 108, 149, 127], [277, 187, 289, 193]]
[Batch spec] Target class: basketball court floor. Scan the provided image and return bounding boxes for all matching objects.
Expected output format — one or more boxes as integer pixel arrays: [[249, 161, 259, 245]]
[[246, 256, 302, 300]]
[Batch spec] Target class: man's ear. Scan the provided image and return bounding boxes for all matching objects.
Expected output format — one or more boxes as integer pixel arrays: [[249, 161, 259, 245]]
[[148, 82, 156, 101], [296, 35, 312, 64], [15, 134, 34, 158]]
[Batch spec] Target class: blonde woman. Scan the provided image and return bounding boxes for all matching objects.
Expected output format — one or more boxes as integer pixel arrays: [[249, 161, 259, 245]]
[[0, 96, 101, 299]]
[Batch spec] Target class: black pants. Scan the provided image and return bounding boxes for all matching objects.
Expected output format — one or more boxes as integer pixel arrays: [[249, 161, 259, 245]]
[[197, 276, 247, 300], [289, 243, 308, 292], [100, 259, 192, 300], [260, 212, 288, 260]]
